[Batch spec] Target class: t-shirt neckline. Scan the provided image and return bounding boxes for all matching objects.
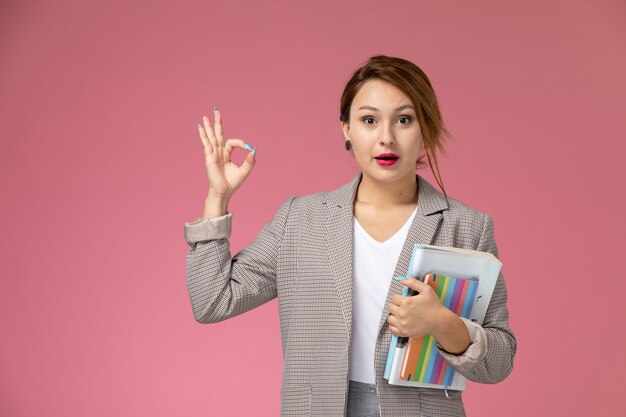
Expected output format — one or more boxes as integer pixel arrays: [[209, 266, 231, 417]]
[[353, 206, 418, 247]]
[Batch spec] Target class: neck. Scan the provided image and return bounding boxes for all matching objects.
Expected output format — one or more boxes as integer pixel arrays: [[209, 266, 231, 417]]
[[354, 172, 419, 208]]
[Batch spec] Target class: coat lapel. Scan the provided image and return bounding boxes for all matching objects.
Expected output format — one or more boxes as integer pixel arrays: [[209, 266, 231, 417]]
[[323, 172, 450, 340], [376, 201, 444, 336], [324, 173, 362, 340]]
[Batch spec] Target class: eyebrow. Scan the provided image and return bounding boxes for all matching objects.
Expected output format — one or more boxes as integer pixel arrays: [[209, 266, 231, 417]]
[[357, 105, 415, 111]]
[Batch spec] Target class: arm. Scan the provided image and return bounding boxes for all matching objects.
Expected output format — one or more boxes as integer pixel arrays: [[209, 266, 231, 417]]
[[435, 214, 517, 383], [184, 196, 295, 323]]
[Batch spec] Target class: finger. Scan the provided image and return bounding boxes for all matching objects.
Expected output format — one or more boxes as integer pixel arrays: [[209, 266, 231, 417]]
[[387, 303, 397, 315], [239, 147, 257, 178], [198, 123, 212, 151], [388, 303, 403, 318], [223, 138, 247, 161], [214, 109, 224, 147], [203, 115, 218, 148], [389, 325, 403, 337], [390, 294, 404, 305], [401, 277, 428, 293], [224, 139, 256, 177]]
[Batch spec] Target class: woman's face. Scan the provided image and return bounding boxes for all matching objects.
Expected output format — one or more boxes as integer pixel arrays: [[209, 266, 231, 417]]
[[341, 79, 423, 185]]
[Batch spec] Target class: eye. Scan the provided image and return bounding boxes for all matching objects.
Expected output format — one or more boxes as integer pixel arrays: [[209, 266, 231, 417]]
[[362, 116, 375, 125], [398, 115, 412, 125]]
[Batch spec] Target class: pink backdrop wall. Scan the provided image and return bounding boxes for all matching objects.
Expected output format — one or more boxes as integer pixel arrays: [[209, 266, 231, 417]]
[[1, 1, 624, 416]]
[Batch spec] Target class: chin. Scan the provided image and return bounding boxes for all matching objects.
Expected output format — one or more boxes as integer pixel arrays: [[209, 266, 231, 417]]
[[362, 166, 415, 183]]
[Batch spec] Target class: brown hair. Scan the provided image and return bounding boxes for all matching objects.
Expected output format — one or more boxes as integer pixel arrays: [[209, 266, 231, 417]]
[[339, 55, 452, 199]]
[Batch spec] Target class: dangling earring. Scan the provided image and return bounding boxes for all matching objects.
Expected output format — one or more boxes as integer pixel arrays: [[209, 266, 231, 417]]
[[344, 139, 352, 151]]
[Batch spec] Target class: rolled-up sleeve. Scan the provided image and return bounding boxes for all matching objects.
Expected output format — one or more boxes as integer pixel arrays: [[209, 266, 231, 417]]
[[184, 212, 233, 245], [435, 317, 488, 372]]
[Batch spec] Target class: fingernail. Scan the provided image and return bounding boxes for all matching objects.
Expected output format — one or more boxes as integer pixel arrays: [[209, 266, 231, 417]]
[[197, 123, 201, 129], [393, 276, 406, 281], [214, 106, 218, 116], [253, 147, 257, 156], [244, 144, 253, 152]]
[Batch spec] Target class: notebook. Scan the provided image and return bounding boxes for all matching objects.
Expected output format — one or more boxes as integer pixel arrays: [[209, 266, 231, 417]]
[[399, 273, 478, 386], [384, 244, 501, 391]]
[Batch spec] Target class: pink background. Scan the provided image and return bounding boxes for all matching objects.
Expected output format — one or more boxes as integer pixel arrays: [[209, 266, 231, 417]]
[[1, 1, 624, 416]]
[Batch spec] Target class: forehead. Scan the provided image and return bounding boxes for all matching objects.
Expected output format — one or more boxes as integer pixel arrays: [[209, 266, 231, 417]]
[[351, 79, 412, 108]]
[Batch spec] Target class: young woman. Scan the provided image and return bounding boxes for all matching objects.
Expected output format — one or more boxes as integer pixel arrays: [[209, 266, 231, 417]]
[[184, 55, 516, 417]]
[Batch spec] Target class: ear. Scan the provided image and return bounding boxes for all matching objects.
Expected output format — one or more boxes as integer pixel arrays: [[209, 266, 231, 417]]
[[340, 120, 350, 139], [416, 147, 427, 167]]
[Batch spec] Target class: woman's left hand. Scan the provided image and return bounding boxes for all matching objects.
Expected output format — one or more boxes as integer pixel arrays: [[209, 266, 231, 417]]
[[387, 277, 447, 338]]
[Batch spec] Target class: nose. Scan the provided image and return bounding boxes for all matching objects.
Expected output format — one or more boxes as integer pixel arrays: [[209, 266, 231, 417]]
[[379, 121, 396, 146]]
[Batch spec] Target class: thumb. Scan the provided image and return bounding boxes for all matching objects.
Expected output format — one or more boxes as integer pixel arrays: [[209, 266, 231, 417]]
[[239, 147, 256, 178]]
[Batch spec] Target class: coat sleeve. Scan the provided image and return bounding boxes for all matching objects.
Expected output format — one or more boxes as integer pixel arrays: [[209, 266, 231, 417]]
[[449, 213, 517, 383], [183, 197, 295, 323]]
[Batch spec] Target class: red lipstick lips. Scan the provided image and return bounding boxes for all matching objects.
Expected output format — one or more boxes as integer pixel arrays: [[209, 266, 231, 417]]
[[374, 153, 399, 166]]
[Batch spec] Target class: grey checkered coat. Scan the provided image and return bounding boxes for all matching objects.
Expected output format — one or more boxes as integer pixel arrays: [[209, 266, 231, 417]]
[[184, 172, 516, 416]]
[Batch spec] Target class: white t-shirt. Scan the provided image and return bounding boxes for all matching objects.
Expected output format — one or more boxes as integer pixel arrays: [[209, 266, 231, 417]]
[[349, 206, 418, 384]]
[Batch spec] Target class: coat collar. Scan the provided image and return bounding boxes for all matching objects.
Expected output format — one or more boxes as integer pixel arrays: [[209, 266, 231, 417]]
[[323, 171, 449, 342], [323, 171, 449, 215]]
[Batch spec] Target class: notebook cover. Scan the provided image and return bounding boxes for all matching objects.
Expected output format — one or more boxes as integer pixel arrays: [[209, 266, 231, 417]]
[[399, 273, 478, 384]]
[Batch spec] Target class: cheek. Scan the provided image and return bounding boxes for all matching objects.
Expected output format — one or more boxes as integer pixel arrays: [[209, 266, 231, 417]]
[[350, 131, 374, 151], [350, 125, 370, 140], [410, 134, 424, 152], [356, 130, 378, 143]]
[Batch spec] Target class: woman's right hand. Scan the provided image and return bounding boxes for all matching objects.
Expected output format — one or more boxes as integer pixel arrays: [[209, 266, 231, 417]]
[[198, 108, 256, 201]]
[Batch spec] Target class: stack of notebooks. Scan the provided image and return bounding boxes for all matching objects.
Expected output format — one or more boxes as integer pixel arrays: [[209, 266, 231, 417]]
[[384, 244, 502, 391]]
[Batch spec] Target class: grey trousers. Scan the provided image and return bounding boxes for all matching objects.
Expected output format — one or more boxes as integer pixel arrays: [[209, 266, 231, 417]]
[[346, 380, 381, 417]]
